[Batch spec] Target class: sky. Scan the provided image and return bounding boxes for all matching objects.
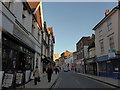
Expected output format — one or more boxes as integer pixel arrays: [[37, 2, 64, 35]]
[[42, 2, 117, 55]]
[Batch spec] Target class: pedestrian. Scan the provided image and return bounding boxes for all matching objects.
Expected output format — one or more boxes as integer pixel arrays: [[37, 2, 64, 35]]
[[33, 66, 40, 85], [54, 67, 59, 74], [46, 66, 53, 82]]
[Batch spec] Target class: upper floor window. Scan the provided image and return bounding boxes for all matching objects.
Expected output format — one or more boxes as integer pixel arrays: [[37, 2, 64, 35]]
[[99, 30, 103, 37], [107, 18, 112, 30], [100, 40, 104, 53], [109, 36, 115, 50], [32, 19, 35, 35]]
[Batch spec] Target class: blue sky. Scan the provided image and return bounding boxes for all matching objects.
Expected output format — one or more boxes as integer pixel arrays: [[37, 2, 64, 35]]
[[42, 2, 117, 55]]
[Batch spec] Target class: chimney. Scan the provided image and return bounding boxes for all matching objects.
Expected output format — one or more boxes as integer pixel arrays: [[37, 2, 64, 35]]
[[105, 10, 110, 16]]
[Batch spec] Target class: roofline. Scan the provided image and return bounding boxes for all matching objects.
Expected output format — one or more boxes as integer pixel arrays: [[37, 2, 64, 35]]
[[92, 6, 119, 30], [76, 36, 91, 45]]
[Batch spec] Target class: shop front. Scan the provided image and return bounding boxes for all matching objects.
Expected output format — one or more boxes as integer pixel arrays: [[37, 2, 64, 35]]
[[86, 58, 97, 75], [97, 55, 120, 79], [2, 33, 35, 89]]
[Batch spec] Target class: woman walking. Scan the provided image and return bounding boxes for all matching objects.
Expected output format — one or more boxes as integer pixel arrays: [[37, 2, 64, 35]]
[[33, 66, 40, 85]]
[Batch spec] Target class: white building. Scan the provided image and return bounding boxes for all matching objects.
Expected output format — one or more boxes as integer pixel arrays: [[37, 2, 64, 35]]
[[64, 54, 73, 70], [93, 4, 120, 79], [0, 1, 44, 88]]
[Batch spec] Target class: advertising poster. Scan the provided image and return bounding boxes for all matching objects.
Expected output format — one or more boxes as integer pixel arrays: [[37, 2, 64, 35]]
[[16, 73, 23, 85], [2, 73, 13, 88]]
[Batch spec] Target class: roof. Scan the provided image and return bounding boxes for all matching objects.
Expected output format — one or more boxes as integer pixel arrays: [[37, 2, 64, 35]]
[[27, 1, 40, 10], [76, 36, 91, 45], [93, 6, 119, 30], [47, 27, 55, 43]]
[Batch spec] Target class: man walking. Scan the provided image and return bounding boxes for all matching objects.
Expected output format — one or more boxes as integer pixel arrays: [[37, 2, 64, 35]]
[[46, 66, 53, 82]]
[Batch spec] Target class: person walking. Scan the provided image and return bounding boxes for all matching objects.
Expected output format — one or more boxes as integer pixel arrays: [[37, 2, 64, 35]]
[[54, 67, 59, 74], [46, 66, 53, 82], [33, 66, 40, 85]]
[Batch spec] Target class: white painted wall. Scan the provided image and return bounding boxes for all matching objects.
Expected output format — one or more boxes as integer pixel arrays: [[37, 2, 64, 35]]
[[95, 9, 119, 57], [13, 2, 23, 23]]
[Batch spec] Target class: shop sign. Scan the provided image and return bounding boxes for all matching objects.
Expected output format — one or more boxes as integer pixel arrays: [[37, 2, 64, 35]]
[[2, 73, 13, 88], [108, 49, 116, 58], [16, 73, 23, 85]]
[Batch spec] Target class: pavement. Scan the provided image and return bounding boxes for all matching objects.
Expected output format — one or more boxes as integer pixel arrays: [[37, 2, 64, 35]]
[[17, 71, 59, 89], [76, 72, 120, 88]]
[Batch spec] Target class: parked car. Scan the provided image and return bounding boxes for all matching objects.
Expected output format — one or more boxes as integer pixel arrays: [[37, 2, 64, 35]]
[[64, 68, 69, 72]]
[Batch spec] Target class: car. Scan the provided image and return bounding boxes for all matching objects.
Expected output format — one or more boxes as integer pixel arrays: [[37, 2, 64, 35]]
[[64, 68, 69, 72]]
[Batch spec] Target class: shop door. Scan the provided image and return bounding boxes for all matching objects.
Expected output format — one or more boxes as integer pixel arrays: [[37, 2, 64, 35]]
[[18, 52, 25, 70]]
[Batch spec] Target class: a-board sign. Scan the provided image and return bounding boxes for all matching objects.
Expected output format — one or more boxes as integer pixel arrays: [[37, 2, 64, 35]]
[[2, 73, 14, 88]]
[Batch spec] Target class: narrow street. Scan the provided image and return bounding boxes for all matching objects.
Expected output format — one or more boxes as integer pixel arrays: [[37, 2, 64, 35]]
[[52, 71, 116, 89]]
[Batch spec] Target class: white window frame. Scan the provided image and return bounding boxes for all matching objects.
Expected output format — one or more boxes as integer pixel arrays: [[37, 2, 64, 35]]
[[107, 18, 112, 30], [109, 36, 115, 50], [100, 40, 104, 53]]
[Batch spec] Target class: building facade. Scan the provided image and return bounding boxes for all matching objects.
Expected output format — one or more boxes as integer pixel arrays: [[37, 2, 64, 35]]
[[93, 5, 120, 79], [76, 37, 92, 73], [86, 34, 97, 75], [0, 1, 55, 89]]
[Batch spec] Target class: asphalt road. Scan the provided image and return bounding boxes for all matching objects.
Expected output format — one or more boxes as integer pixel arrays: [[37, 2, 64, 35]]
[[51, 71, 117, 89]]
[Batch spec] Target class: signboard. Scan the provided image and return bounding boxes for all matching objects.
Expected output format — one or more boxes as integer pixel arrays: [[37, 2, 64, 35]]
[[16, 73, 23, 85], [2, 73, 14, 88], [108, 49, 116, 58]]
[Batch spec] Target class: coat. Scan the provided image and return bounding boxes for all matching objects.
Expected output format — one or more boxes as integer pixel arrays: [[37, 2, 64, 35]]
[[34, 69, 40, 77]]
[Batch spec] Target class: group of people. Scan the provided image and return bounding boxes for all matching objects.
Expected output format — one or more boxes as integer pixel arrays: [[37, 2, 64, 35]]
[[31, 66, 60, 85]]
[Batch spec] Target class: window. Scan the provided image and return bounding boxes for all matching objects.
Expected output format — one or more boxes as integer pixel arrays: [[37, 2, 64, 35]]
[[109, 36, 115, 49], [99, 30, 103, 37], [38, 29, 40, 41], [100, 41, 104, 53], [107, 18, 112, 30], [32, 19, 35, 35]]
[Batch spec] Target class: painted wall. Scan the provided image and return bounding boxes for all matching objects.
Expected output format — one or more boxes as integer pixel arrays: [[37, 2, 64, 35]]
[[95, 9, 119, 58]]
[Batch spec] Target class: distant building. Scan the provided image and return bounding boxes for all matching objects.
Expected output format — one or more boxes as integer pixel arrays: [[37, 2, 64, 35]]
[[59, 50, 73, 69], [73, 51, 78, 71], [86, 34, 97, 75], [76, 36, 92, 73], [93, 4, 120, 79], [54, 54, 59, 61]]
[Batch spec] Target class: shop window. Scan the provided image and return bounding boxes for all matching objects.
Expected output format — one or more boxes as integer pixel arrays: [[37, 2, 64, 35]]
[[106, 61, 113, 72], [2, 46, 9, 70], [2, 46, 19, 70], [99, 62, 106, 72], [112, 60, 120, 72]]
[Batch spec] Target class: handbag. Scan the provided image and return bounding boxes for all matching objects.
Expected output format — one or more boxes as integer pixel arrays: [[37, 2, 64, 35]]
[[38, 77, 41, 82]]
